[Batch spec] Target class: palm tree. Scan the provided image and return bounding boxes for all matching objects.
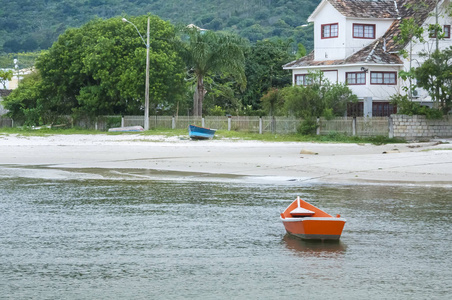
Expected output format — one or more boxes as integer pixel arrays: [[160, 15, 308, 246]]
[[178, 27, 246, 117]]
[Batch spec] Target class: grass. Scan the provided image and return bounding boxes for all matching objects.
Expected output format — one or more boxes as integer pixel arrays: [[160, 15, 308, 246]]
[[212, 130, 405, 145], [0, 127, 405, 145], [0, 127, 103, 136]]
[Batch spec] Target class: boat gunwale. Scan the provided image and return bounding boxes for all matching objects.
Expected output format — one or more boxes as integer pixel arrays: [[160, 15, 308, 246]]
[[281, 217, 347, 222], [188, 124, 217, 132]]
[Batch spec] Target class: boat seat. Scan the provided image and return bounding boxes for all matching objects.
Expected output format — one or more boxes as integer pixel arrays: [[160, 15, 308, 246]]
[[290, 207, 315, 217]]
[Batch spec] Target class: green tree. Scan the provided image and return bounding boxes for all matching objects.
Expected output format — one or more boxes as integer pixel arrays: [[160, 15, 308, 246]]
[[203, 74, 243, 115], [242, 39, 295, 110], [260, 87, 283, 117], [36, 15, 185, 118], [0, 69, 13, 89], [3, 72, 49, 125], [177, 27, 246, 117], [414, 48, 452, 115], [296, 43, 306, 59], [394, 17, 425, 99], [278, 72, 357, 134]]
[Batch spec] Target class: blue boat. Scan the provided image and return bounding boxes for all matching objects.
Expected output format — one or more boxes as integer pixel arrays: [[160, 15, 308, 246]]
[[188, 124, 216, 140]]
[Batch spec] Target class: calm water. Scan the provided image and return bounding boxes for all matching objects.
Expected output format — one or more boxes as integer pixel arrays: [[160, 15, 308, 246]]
[[0, 174, 451, 299]]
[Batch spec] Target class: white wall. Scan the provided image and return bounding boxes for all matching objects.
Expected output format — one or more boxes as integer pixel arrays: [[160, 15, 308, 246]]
[[292, 65, 402, 101], [400, 0, 452, 103], [313, 2, 346, 61], [345, 18, 394, 58]]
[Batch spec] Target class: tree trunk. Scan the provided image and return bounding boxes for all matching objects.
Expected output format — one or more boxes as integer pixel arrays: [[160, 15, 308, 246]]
[[193, 87, 199, 117], [196, 75, 205, 117]]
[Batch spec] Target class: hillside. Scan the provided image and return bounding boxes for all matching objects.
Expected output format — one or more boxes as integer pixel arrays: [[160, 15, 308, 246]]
[[0, 0, 318, 61]]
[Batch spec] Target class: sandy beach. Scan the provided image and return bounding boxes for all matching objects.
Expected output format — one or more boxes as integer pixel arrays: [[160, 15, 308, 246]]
[[0, 133, 451, 186]]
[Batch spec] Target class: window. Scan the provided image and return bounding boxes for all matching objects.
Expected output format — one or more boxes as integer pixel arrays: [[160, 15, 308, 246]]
[[347, 102, 397, 117], [347, 102, 363, 117], [370, 72, 397, 85], [353, 24, 375, 39], [322, 23, 338, 39], [295, 74, 312, 86], [444, 25, 451, 38], [373, 102, 397, 117], [430, 25, 451, 38], [346, 72, 366, 85]]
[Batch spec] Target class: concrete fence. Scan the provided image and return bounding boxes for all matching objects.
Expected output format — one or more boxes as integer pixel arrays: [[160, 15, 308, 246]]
[[389, 114, 452, 140], [1, 114, 451, 139]]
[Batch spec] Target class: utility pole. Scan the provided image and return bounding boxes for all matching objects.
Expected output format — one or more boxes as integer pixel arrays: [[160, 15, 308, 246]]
[[435, 0, 440, 106], [144, 17, 150, 131], [122, 17, 151, 130], [14, 58, 19, 85]]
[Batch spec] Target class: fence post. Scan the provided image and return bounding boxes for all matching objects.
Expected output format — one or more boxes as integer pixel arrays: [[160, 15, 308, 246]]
[[388, 115, 394, 138], [228, 116, 232, 131], [172, 116, 176, 129], [95, 119, 98, 131], [316, 117, 320, 135], [121, 116, 125, 127], [352, 117, 356, 136], [202, 117, 205, 127], [259, 117, 263, 134], [271, 116, 276, 133]]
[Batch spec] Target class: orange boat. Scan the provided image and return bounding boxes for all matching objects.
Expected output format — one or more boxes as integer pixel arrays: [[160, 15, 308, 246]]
[[281, 197, 346, 240]]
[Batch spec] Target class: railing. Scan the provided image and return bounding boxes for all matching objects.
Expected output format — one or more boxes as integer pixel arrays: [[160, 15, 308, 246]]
[[0, 115, 390, 137], [318, 117, 389, 137]]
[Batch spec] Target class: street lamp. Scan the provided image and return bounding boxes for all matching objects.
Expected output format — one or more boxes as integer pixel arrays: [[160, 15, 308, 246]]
[[122, 17, 150, 130]]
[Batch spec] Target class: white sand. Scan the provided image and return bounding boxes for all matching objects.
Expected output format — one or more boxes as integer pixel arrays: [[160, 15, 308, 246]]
[[0, 133, 451, 186]]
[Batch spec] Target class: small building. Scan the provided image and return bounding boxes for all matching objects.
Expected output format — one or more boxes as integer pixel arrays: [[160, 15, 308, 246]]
[[283, 0, 452, 117]]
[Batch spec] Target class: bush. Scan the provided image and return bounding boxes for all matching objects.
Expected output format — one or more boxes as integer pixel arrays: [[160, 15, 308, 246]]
[[105, 116, 122, 128], [297, 117, 317, 135], [208, 105, 226, 116], [390, 94, 443, 119]]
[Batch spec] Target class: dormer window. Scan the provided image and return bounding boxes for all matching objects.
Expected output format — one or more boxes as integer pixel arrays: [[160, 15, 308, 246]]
[[353, 24, 376, 39], [322, 23, 338, 39]]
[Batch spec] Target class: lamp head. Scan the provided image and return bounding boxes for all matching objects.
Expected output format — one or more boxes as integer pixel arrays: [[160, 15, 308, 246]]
[[122, 18, 128, 23]]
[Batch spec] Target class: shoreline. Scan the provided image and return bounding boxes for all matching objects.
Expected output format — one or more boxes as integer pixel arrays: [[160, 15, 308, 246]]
[[1, 133, 451, 186]]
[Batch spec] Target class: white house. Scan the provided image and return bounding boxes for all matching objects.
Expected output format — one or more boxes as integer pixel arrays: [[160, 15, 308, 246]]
[[283, 0, 451, 117]]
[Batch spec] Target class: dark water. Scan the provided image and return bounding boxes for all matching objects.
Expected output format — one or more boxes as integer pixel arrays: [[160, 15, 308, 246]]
[[0, 176, 451, 299]]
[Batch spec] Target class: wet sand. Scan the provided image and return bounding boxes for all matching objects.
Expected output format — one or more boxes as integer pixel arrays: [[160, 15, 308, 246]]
[[0, 134, 451, 186]]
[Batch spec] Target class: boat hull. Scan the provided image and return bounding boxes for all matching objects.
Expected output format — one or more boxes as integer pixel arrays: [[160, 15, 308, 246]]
[[281, 217, 346, 240], [188, 125, 216, 140], [108, 126, 144, 132], [280, 197, 346, 241]]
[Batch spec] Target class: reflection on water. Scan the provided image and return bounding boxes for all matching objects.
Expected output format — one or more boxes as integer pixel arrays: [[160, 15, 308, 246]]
[[282, 234, 347, 257], [0, 175, 451, 300]]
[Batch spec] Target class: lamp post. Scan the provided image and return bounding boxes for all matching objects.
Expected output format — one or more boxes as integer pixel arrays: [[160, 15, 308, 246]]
[[122, 17, 150, 130], [14, 58, 19, 85]]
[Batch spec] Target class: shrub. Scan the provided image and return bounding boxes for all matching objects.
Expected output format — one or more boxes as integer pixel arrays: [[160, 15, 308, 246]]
[[297, 117, 317, 135], [390, 94, 443, 119]]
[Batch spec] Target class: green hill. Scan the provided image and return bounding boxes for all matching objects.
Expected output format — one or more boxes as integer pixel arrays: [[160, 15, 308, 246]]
[[0, 0, 318, 59]]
